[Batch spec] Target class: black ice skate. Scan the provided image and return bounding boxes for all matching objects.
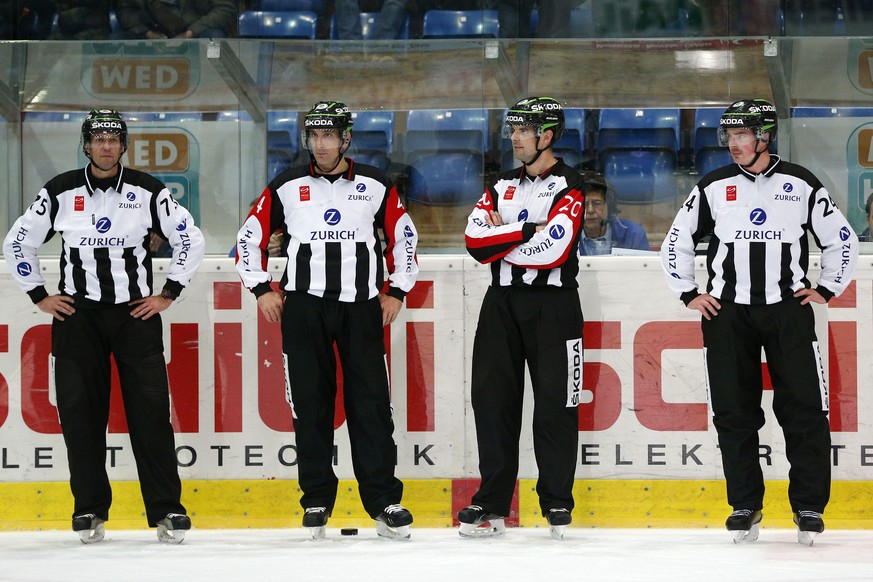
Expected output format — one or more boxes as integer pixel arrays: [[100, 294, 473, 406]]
[[725, 509, 762, 543], [72, 513, 105, 544], [546, 508, 572, 541], [375, 504, 413, 540], [302, 507, 329, 540], [156, 513, 191, 544], [794, 511, 824, 546], [457, 505, 506, 538]]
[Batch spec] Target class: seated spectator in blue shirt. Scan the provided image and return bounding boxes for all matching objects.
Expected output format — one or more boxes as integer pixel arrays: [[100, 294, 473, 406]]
[[860, 192, 872, 242], [578, 171, 650, 255]]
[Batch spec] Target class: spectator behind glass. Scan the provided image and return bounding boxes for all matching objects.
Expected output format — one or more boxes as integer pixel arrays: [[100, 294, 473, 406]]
[[114, 0, 237, 39], [497, 0, 575, 38], [50, 0, 112, 40], [0, 0, 55, 39], [335, 0, 409, 40], [578, 171, 650, 255], [860, 192, 873, 242]]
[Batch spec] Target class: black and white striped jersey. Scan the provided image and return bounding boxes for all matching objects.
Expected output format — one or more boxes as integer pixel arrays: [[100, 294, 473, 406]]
[[661, 156, 859, 305], [3, 164, 205, 305], [235, 159, 419, 302], [465, 160, 585, 288]]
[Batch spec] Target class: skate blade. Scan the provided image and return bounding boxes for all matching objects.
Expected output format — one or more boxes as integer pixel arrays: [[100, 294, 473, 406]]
[[78, 523, 105, 544], [797, 530, 818, 546], [156, 523, 186, 544], [308, 526, 326, 540], [549, 525, 567, 541], [730, 523, 759, 544], [459, 519, 506, 538], [375, 521, 411, 540]]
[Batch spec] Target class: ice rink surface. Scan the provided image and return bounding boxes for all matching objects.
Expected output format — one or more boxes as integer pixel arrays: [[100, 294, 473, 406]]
[[3, 526, 873, 581]]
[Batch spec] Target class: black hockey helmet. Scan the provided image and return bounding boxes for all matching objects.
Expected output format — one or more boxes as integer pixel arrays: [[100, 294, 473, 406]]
[[502, 96, 565, 143], [717, 99, 777, 146], [81, 108, 128, 152], [301, 100, 353, 150]]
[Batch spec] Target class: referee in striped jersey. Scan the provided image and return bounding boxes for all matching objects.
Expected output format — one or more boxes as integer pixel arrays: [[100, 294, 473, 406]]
[[235, 100, 419, 539], [3, 108, 205, 543], [661, 99, 859, 545]]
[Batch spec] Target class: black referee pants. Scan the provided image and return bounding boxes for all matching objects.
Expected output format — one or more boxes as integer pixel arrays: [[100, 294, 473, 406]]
[[51, 304, 185, 527], [470, 285, 583, 517], [703, 298, 831, 514], [281, 292, 403, 519]]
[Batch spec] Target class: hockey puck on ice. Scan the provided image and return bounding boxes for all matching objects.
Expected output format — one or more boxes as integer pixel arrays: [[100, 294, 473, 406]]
[[340, 528, 358, 536]]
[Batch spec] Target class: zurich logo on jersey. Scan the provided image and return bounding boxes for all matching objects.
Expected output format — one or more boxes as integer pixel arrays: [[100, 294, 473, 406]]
[[17, 262, 32, 277], [95, 217, 112, 233], [176, 218, 187, 232], [749, 208, 767, 225], [126, 191, 137, 202], [549, 224, 566, 239], [783, 183, 793, 193], [547, 182, 556, 191], [356, 183, 366, 193], [404, 225, 414, 238], [840, 226, 851, 241], [324, 209, 342, 225], [518, 209, 529, 221]]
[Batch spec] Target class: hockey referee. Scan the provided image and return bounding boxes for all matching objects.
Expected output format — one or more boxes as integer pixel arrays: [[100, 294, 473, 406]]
[[235, 100, 419, 540], [2, 108, 205, 544], [661, 99, 859, 546], [461, 97, 586, 540]]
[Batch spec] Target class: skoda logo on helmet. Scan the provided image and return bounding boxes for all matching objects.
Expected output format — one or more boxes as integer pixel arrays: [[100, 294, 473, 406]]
[[721, 117, 746, 125], [506, 114, 526, 124], [90, 120, 123, 130], [305, 118, 336, 127]]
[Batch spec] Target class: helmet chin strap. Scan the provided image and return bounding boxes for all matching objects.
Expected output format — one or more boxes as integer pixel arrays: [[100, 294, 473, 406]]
[[311, 151, 344, 174], [523, 131, 551, 168], [741, 138, 769, 170]]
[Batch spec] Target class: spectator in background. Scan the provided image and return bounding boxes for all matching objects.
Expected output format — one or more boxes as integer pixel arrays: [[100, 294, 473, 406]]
[[497, 0, 576, 38], [115, 0, 237, 39], [0, 0, 55, 39], [335, 0, 409, 39], [578, 171, 650, 255], [860, 192, 873, 242], [690, 0, 778, 35], [49, 0, 113, 40]]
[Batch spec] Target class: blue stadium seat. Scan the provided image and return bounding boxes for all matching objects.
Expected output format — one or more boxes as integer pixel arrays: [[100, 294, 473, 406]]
[[329, 12, 411, 39], [259, 0, 326, 15], [348, 110, 395, 171], [693, 108, 731, 176], [238, 11, 318, 39], [407, 154, 484, 207], [267, 111, 300, 180], [125, 112, 203, 123], [569, 5, 594, 37], [422, 10, 499, 38], [405, 109, 489, 205], [553, 108, 587, 168], [406, 108, 489, 153], [597, 108, 680, 204], [791, 107, 873, 118]]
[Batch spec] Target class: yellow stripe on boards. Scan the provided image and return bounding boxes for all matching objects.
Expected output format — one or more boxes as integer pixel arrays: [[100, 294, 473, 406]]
[[1, 480, 872, 531]]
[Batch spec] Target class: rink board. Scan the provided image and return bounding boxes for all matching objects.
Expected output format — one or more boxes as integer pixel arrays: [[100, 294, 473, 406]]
[[1, 256, 872, 530], [2, 479, 873, 531]]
